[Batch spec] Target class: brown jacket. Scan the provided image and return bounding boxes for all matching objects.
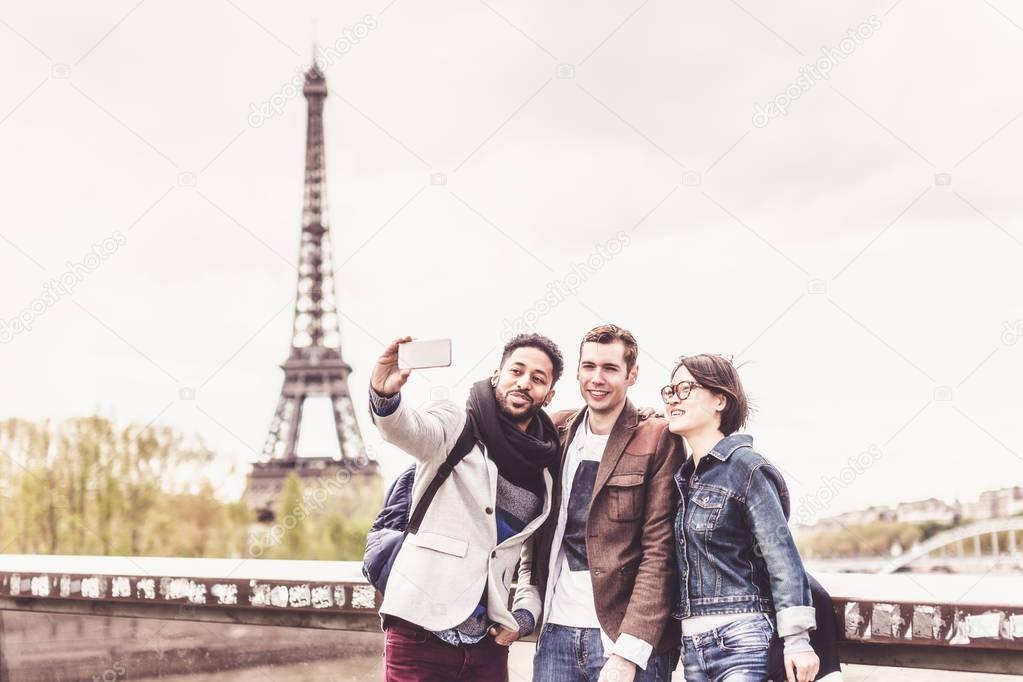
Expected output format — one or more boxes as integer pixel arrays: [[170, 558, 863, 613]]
[[525, 399, 685, 655]]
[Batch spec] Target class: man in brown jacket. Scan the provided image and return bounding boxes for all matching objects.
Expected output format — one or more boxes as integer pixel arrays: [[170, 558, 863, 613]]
[[526, 324, 685, 682]]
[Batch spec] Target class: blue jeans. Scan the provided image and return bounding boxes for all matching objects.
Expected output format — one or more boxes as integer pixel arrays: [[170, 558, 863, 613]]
[[681, 614, 774, 681], [533, 623, 671, 682]]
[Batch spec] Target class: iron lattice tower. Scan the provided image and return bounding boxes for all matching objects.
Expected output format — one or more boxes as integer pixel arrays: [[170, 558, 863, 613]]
[[245, 60, 380, 522]]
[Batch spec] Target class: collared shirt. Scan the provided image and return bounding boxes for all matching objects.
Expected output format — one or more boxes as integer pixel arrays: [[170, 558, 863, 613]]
[[545, 415, 653, 669]]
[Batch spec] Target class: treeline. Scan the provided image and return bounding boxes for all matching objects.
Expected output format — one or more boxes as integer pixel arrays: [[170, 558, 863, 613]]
[[0, 416, 251, 556], [250, 472, 373, 561], [0, 416, 371, 561], [795, 520, 960, 559]]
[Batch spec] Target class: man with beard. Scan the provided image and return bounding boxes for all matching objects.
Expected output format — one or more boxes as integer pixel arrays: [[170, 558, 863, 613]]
[[529, 324, 684, 682], [368, 333, 564, 682]]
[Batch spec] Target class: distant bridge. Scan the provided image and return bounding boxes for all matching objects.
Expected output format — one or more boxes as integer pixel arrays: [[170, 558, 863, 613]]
[[805, 518, 1023, 575], [882, 518, 1023, 574]]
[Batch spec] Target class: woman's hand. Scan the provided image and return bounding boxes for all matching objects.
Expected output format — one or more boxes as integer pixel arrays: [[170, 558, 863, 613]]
[[784, 650, 819, 682], [636, 407, 663, 421]]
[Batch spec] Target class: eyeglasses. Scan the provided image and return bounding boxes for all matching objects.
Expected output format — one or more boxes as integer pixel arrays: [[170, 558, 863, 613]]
[[660, 381, 702, 402]]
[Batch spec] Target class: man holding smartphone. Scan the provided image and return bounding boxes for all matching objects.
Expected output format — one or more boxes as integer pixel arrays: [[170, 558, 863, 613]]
[[528, 324, 685, 682], [368, 333, 564, 682]]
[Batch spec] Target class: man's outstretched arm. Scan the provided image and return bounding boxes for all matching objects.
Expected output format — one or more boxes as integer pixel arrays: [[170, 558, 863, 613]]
[[369, 336, 463, 462]]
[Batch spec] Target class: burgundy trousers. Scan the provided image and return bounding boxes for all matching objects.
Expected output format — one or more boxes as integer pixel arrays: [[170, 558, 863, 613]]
[[383, 622, 509, 682]]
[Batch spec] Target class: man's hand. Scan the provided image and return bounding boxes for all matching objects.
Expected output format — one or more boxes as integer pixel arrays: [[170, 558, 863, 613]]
[[597, 654, 636, 682], [371, 336, 413, 397], [636, 407, 663, 421], [488, 624, 520, 646], [784, 651, 820, 682]]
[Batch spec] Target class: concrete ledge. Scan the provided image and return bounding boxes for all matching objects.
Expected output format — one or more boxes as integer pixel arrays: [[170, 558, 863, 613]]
[[0, 556, 1021, 673]]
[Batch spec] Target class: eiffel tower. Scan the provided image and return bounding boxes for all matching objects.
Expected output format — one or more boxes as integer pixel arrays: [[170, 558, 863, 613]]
[[244, 59, 382, 523]]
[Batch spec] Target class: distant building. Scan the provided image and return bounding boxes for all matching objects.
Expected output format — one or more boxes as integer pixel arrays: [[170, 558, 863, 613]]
[[963, 486, 1023, 521], [800, 485, 1021, 532], [894, 497, 958, 524], [813, 505, 895, 529]]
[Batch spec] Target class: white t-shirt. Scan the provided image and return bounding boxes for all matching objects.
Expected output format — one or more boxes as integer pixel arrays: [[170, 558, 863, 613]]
[[540, 413, 656, 669], [548, 418, 609, 627]]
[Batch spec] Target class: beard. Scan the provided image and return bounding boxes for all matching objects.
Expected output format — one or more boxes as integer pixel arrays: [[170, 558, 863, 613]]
[[495, 385, 544, 423]]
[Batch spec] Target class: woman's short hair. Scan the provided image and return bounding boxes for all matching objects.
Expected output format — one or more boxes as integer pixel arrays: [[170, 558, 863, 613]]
[[673, 354, 749, 435]]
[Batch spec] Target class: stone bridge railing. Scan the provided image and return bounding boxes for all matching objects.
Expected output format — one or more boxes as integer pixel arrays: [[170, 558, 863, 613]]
[[0, 555, 1020, 677]]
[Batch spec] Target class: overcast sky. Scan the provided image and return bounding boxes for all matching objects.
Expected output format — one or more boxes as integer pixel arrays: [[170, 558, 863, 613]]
[[2, 0, 1022, 523]]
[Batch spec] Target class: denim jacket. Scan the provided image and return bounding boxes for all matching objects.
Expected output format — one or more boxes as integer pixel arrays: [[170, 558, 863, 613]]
[[672, 434, 815, 637]]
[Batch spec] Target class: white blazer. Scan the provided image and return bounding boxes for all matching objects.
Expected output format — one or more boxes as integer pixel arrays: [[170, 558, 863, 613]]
[[371, 397, 552, 632]]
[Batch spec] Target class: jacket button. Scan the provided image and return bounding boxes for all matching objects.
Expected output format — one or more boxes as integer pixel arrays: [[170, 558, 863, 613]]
[[491, 551, 497, 559], [592, 569, 601, 576], [485, 507, 494, 514]]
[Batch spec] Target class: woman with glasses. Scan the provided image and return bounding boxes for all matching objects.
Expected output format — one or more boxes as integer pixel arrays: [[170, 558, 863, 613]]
[[660, 355, 822, 682]]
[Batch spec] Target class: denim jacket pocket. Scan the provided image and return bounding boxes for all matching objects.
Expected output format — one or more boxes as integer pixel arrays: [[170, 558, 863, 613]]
[[687, 488, 725, 531], [607, 473, 645, 522]]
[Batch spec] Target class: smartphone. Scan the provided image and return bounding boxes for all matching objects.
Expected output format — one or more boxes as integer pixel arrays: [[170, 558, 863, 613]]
[[398, 339, 452, 370]]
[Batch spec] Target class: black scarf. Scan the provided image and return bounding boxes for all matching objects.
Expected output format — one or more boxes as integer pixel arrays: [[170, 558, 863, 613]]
[[464, 379, 560, 495]]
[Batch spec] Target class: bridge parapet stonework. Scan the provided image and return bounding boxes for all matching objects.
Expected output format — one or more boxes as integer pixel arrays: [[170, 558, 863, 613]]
[[0, 555, 1021, 674]]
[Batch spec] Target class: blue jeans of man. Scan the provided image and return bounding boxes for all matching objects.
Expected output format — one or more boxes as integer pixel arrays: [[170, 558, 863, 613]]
[[533, 623, 671, 682], [681, 614, 774, 681]]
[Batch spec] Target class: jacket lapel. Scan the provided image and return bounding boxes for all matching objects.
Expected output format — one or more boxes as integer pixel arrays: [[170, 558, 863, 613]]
[[591, 399, 638, 502]]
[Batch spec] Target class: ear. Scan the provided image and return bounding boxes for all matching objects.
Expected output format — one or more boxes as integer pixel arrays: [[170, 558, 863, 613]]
[[491, 367, 499, 387], [626, 363, 638, 388], [715, 393, 728, 413], [542, 387, 556, 407]]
